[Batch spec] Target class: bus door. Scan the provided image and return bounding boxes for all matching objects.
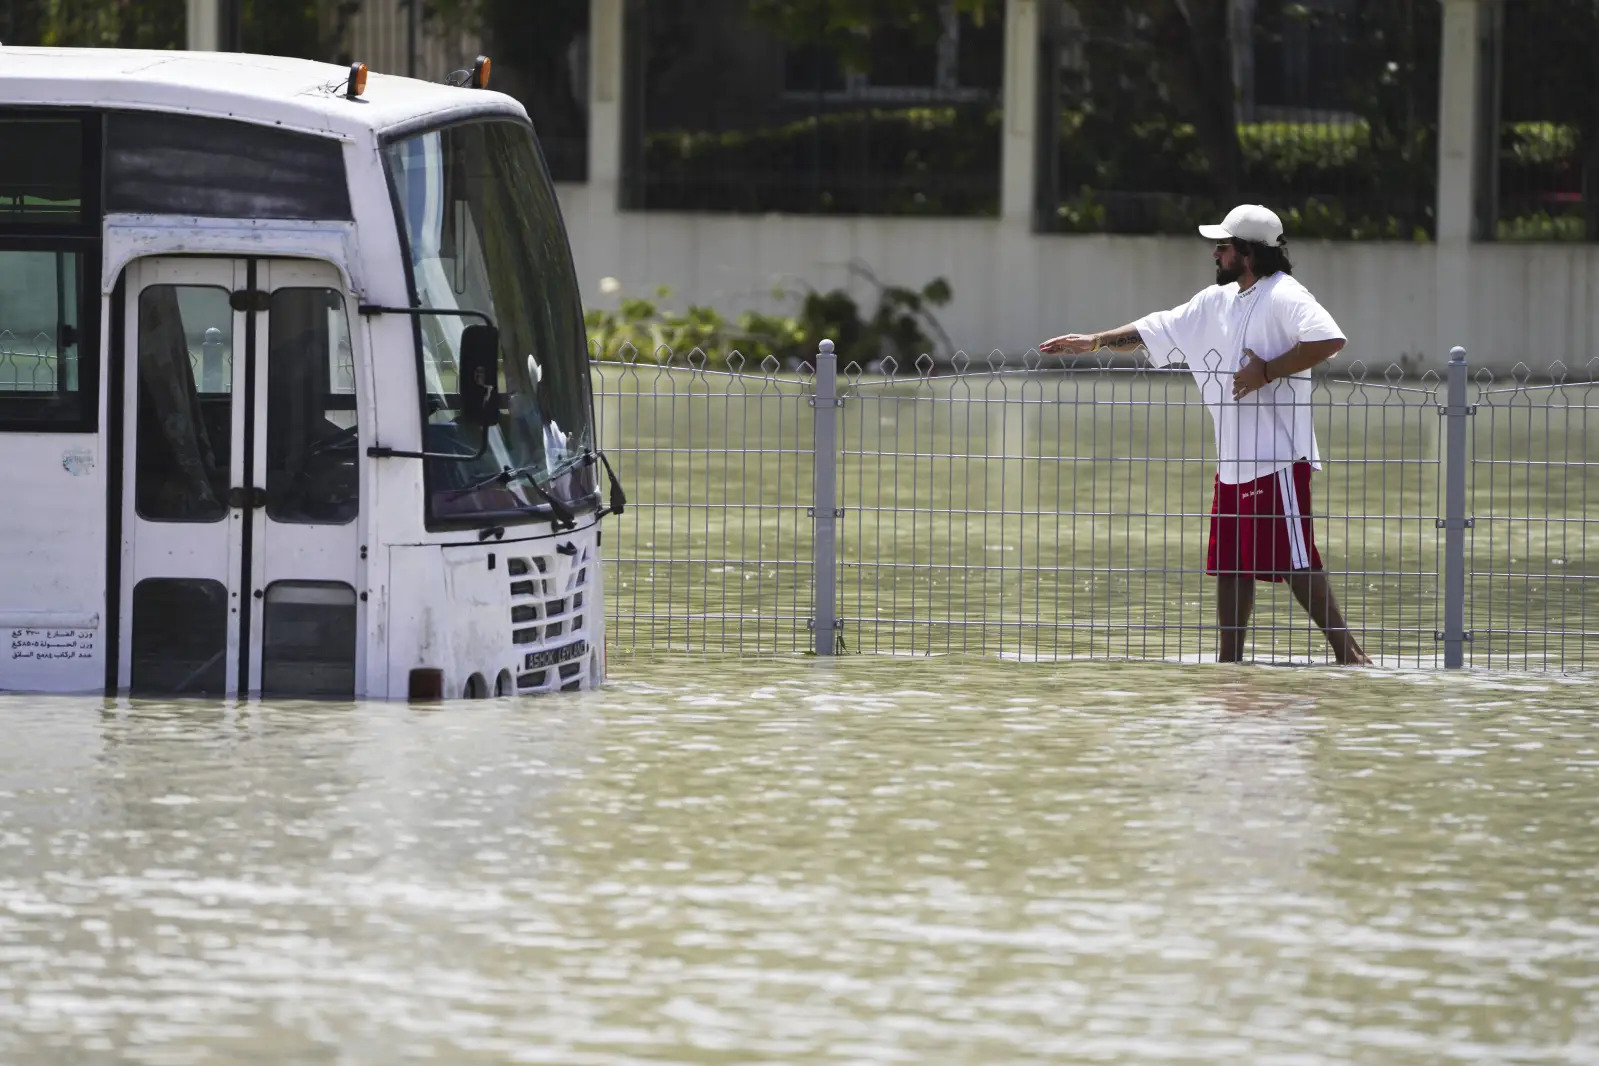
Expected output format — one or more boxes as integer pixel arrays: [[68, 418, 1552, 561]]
[[117, 257, 363, 698]]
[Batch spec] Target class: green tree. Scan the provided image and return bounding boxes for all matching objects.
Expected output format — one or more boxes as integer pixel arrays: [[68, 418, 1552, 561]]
[[7, 0, 185, 48], [1334, 0, 1439, 238], [241, 0, 361, 62], [2, 0, 357, 59], [429, 0, 1002, 159], [424, 0, 587, 174], [1062, 0, 1241, 204], [476, 0, 588, 160], [740, 0, 998, 73], [1051, 0, 1437, 237], [1498, 0, 1599, 239]]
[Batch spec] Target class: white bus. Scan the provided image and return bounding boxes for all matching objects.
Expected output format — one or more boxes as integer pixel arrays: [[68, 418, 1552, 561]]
[[0, 47, 621, 700]]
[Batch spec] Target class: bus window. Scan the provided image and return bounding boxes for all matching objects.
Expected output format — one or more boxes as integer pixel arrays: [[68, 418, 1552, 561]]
[[382, 118, 596, 527], [0, 249, 92, 428], [0, 115, 85, 224], [134, 285, 232, 522], [265, 288, 359, 525], [0, 112, 97, 430], [105, 111, 352, 222]]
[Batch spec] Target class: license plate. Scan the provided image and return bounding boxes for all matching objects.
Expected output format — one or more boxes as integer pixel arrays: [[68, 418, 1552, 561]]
[[525, 639, 588, 670]]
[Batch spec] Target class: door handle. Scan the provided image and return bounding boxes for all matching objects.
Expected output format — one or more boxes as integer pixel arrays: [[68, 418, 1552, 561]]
[[227, 486, 267, 509]]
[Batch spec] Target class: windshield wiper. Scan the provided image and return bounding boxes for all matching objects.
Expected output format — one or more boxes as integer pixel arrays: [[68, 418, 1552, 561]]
[[592, 450, 627, 519], [446, 464, 577, 529]]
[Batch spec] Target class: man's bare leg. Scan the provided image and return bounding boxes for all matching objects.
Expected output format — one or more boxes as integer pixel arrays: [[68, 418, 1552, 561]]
[[1286, 570, 1371, 665], [1217, 575, 1255, 662]]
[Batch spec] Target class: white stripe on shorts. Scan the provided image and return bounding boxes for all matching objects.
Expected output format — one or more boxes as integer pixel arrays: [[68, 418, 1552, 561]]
[[1277, 467, 1309, 570]]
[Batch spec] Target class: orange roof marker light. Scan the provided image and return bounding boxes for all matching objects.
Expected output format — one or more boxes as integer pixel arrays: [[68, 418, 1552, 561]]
[[445, 55, 492, 89], [345, 61, 368, 100]]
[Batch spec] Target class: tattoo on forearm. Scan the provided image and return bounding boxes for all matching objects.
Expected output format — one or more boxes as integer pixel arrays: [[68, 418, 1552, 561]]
[[1097, 329, 1143, 350]]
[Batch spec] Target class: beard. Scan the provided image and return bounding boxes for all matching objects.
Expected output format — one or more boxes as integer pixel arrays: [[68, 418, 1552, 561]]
[[1215, 262, 1243, 285]]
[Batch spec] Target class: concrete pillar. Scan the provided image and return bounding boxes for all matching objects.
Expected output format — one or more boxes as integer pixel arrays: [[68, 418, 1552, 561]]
[[1230, 0, 1257, 122], [1000, 0, 1039, 227], [187, 0, 221, 51], [1436, 0, 1487, 245], [1435, 0, 1491, 367], [588, 0, 624, 190], [570, 0, 628, 314]]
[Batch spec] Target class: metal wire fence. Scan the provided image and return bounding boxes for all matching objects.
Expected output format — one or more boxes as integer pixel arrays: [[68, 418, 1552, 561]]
[[1469, 362, 1599, 667], [594, 351, 818, 654], [591, 344, 1599, 671]]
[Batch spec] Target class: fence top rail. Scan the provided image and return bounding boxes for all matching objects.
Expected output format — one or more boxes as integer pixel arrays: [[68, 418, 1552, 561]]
[[594, 360, 1449, 394], [1470, 358, 1599, 395], [841, 379, 1446, 403], [839, 353, 1448, 387], [591, 346, 817, 382], [590, 346, 1594, 395], [1476, 383, 1599, 399]]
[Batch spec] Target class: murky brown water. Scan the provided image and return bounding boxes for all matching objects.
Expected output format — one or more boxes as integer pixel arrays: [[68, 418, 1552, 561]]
[[3, 657, 1598, 1064]]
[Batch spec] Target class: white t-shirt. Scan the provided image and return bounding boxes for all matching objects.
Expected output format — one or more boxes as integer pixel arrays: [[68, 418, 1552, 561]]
[[1132, 272, 1345, 484]]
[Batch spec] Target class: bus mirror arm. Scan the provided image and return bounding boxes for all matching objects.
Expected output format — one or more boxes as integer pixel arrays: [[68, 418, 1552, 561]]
[[363, 304, 502, 461], [358, 303, 502, 428], [366, 430, 490, 463], [359, 304, 496, 330]]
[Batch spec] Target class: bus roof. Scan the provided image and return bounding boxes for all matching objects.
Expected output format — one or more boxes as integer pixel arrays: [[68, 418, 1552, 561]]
[[0, 46, 527, 140]]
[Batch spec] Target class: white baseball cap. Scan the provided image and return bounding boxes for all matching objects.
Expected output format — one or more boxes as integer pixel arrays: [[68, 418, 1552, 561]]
[[1198, 204, 1285, 246]]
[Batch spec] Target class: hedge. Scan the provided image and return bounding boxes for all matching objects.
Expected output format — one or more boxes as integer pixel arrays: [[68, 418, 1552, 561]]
[[639, 105, 1002, 216], [637, 107, 1594, 240]]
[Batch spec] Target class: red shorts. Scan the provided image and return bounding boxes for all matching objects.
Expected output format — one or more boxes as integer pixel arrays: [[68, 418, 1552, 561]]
[[1207, 461, 1323, 581]]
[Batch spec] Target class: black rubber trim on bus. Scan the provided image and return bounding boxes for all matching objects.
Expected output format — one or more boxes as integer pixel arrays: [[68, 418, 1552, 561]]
[[102, 273, 127, 697]]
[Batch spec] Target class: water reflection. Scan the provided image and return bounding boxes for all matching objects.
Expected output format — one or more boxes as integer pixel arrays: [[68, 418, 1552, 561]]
[[1, 661, 1597, 1064]]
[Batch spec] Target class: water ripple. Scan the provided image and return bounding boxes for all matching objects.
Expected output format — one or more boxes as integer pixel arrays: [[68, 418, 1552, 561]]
[[0, 659, 1596, 1064]]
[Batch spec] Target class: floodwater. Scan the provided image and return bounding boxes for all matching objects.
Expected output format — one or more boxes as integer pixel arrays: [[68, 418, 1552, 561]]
[[4, 656, 1599, 1064]]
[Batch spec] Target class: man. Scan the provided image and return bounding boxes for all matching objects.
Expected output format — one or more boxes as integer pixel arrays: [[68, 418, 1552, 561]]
[[1040, 204, 1370, 665]]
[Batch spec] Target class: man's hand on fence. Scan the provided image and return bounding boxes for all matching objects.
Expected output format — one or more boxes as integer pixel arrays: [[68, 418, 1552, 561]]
[[1233, 348, 1270, 399], [1040, 334, 1099, 355]]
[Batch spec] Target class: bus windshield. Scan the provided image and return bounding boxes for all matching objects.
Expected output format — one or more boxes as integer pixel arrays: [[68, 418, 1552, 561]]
[[383, 117, 594, 525]]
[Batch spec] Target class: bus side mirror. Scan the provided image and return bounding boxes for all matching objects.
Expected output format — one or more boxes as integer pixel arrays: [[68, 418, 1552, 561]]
[[458, 324, 501, 427]]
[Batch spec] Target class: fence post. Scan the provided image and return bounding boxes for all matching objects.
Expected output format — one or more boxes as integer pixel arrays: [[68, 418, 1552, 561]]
[[812, 339, 839, 655], [1441, 345, 1470, 668]]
